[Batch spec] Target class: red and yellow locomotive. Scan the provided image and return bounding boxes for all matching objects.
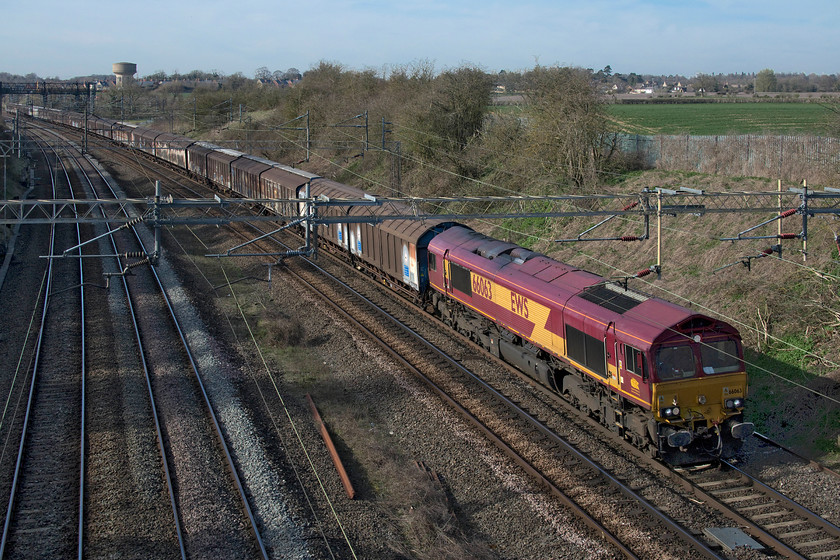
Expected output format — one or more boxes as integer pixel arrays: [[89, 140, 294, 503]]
[[427, 226, 753, 464]]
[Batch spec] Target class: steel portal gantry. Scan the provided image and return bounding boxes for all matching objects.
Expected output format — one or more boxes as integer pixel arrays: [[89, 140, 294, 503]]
[[2, 185, 839, 271]]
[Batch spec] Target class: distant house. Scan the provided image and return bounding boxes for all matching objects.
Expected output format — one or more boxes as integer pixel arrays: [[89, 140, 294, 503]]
[[631, 87, 654, 95], [257, 78, 300, 88]]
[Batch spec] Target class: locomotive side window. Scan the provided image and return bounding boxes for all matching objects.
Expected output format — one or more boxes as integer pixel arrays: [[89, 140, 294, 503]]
[[449, 262, 472, 296], [700, 339, 741, 374], [566, 325, 607, 378], [428, 252, 437, 271], [655, 345, 696, 381], [624, 345, 647, 378]]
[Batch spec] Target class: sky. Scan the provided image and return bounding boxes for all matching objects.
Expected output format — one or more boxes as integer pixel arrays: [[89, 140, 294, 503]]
[[3, 0, 838, 80]]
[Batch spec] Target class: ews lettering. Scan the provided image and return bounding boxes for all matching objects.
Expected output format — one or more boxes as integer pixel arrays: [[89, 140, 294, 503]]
[[510, 292, 529, 318], [471, 275, 493, 300]]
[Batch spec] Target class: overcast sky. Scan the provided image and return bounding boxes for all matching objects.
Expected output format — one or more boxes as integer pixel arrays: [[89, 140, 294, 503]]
[[4, 0, 838, 79]]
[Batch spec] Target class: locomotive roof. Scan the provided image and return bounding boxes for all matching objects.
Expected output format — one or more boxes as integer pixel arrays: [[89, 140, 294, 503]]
[[431, 226, 715, 349]]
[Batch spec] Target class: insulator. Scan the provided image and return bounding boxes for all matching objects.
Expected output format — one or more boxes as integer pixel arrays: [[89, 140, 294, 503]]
[[635, 268, 651, 278], [621, 236, 640, 242], [761, 247, 774, 255], [123, 251, 146, 258], [778, 233, 797, 239], [125, 216, 144, 226], [779, 208, 797, 218], [622, 201, 639, 211]]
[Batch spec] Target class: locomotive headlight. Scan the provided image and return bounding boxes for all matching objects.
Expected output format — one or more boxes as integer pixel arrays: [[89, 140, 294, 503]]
[[661, 407, 681, 419], [725, 398, 745, 409], [698, 395, 707, 405]]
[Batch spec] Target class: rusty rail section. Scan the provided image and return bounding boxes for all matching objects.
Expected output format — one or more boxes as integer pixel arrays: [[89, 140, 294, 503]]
[[306, 394, 356, 499]]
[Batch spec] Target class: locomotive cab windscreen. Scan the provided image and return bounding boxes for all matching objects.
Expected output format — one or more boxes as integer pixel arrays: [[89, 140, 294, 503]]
[[654, 337, 742, 381]]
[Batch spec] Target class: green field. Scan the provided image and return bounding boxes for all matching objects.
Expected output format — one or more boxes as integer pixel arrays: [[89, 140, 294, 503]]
[[607, 102, 834, 136]]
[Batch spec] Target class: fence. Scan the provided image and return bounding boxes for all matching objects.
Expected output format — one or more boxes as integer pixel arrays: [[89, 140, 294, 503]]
[[615, 133, 840, 184]]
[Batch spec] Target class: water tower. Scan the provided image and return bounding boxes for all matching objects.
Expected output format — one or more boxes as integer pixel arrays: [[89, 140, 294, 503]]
[[112, 62, 137, 86]]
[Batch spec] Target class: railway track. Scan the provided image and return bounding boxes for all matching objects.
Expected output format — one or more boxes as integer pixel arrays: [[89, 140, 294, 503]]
[[1, 123, 270, 558], [76, 131, 269, 558], [673, 459, 840, 559], [0, 135, 84, 558], [25, 115, 840, 559], [37, 120, 351, 559]]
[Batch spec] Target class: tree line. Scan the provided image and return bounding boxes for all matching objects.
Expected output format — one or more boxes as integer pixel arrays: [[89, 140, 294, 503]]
[[16, 62, 838, 203], [69, 62, 621, 196]]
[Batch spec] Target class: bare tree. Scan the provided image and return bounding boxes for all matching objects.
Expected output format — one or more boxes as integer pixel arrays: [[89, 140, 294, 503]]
[[522, 66, 609, 189], [413, 65, 493, 157]]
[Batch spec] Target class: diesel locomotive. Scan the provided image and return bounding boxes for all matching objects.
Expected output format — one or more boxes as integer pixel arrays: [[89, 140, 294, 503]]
[[8, 103, 754, 464]]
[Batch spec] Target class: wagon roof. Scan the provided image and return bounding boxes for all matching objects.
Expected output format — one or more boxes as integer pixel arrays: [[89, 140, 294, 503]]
[[231, 156, 272, 173], [206, 148, 244, 162], [187, 141, 220, 155], [261, 166, 312, 189], [274, 164, 319, 181], [131, 127, 165, 140], [153, 132, 194, 148], [309, 178, 366, 199], [347, 198, 448, 241]]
